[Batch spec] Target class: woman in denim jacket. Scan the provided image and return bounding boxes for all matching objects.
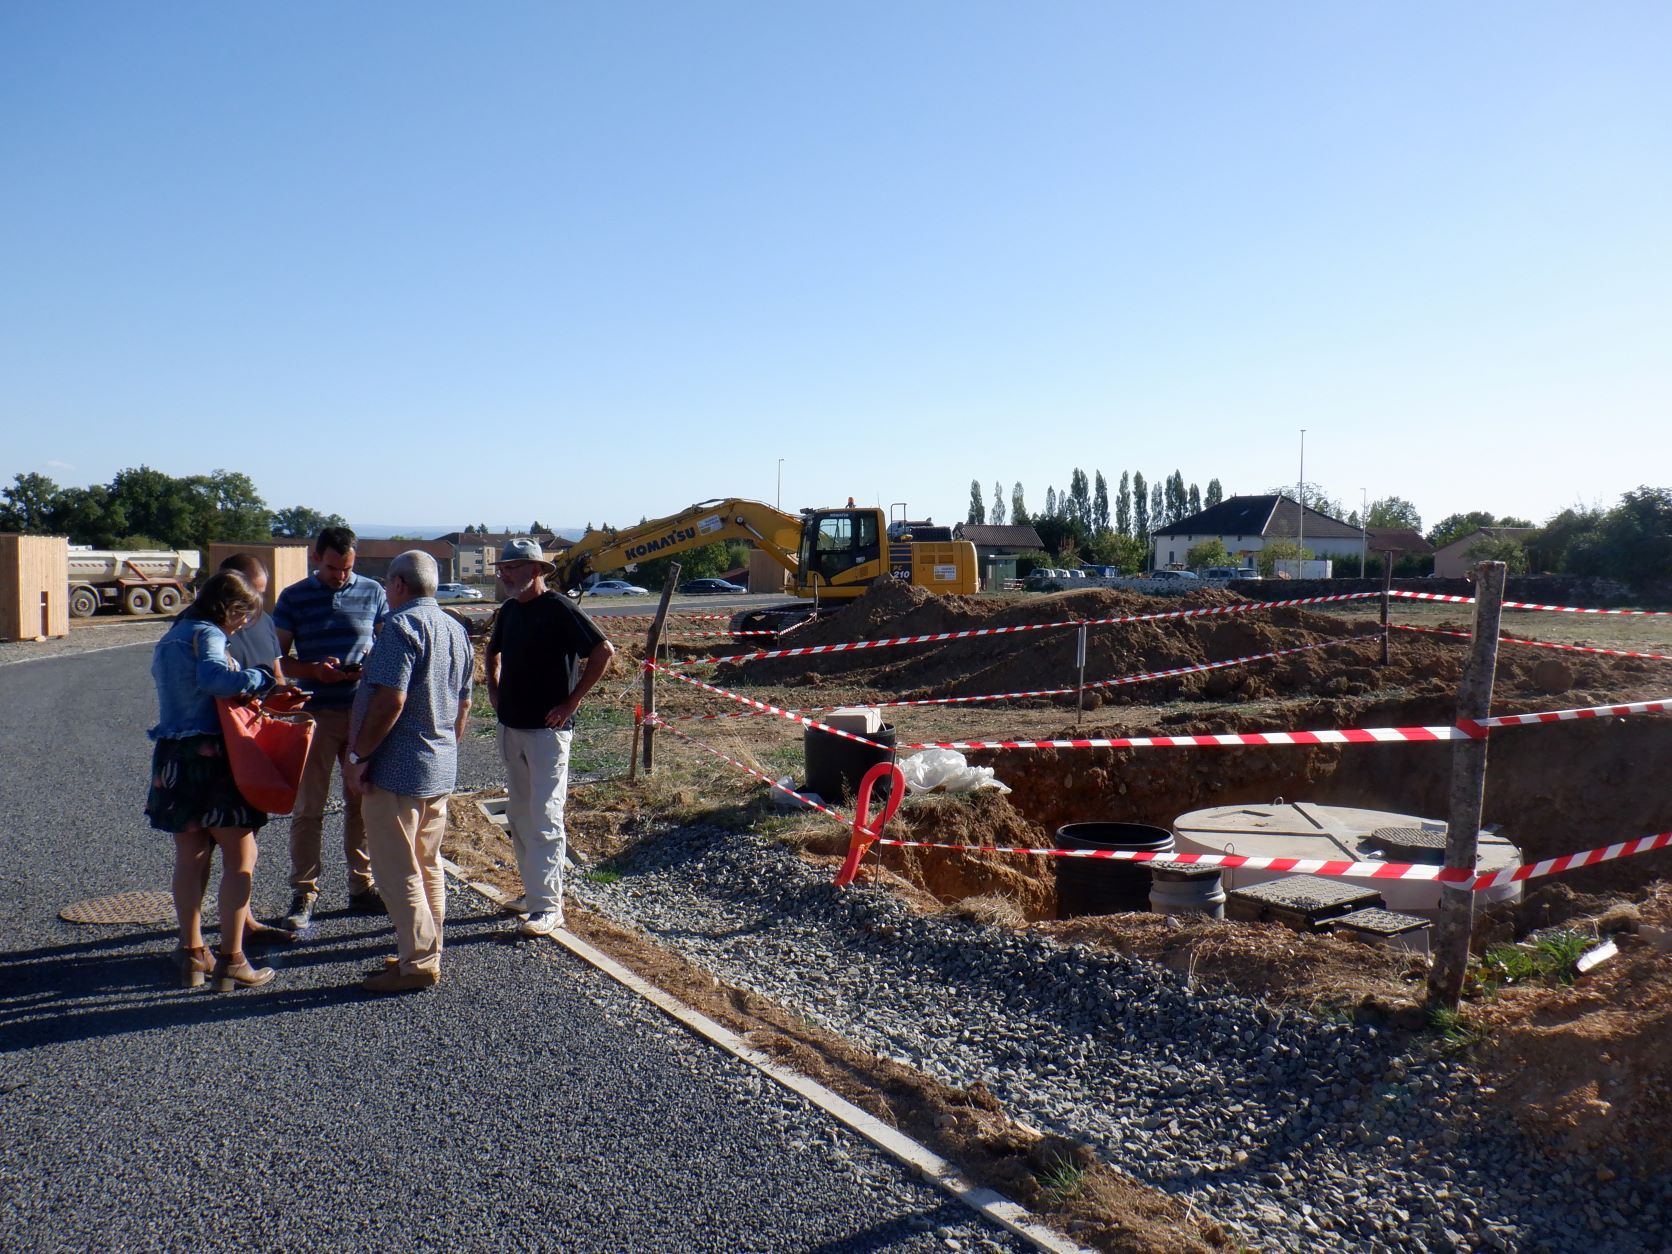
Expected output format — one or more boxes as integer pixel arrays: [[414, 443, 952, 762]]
[[147, 570, 282, 991]]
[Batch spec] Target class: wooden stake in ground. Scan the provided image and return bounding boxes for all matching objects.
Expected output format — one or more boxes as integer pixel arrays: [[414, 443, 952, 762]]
[[1427, 560, 1506, 1010], [640, 562, 680, 777], [1379, 552, 1395, 667]]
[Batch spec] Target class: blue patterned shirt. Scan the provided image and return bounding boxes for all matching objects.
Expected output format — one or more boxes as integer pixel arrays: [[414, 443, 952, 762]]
[[349, 598, 474, 798], [271, 572, 388, 710]]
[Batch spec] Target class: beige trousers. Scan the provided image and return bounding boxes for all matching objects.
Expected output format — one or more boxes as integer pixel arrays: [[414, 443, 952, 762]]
[[362, 787, 448, 975], [289, 707, 373, 896]]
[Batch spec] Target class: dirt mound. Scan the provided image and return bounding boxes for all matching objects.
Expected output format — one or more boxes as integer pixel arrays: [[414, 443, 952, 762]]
[[719, 584, 1658, 716], [1475, 883, 1672, 1173]]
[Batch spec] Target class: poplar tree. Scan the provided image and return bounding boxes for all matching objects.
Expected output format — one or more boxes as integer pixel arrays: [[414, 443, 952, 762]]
[[1116, 472, 1133, 536], [967, 480, 985, 525]]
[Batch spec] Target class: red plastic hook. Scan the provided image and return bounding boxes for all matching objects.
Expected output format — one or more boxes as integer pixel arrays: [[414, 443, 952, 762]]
[[834, 760, 905, 886]]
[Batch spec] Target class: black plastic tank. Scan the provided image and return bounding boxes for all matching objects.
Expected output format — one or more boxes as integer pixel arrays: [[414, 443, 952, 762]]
[[1054, 821, 1176, 917], [803, 724, 897, 804]]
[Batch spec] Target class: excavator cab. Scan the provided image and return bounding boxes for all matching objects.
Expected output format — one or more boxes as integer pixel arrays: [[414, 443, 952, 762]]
[[798, 509, 883, 590]]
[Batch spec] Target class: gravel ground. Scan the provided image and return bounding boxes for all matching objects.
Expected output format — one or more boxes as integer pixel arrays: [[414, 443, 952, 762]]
[[571, 820, 1672, 1253], [0, 639, 1030, 1253]]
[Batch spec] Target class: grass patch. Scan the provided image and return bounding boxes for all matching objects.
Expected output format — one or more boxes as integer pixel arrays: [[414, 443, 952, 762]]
[[1479, 928, 1593, 992], [584, 868, 624, 885], [1036, 1154, 1086, 1202], [1428, 1005, 1491, 1052]]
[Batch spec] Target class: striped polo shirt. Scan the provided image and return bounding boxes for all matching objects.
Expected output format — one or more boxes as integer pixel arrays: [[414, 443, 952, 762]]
[[271, 571, 388, 710]]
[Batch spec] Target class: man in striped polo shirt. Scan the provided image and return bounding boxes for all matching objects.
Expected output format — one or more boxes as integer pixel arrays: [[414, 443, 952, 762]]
[[272, 526, 389, 929]]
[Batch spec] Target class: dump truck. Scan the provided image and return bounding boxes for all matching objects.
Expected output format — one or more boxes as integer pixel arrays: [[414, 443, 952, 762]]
[[66, 548, 199, 618], [552, 499, 978, 632]]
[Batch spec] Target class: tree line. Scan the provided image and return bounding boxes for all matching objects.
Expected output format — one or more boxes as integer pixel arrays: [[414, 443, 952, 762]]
[[965, 470, 1228, 573], [0, 468, 347, 551], [964, 470, 1672, 582]]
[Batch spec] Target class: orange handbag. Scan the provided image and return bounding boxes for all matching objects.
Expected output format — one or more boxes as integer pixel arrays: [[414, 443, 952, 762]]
[[217, 696, 316, 814]]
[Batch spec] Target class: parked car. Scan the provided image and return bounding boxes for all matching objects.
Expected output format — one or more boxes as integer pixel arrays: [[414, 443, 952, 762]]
[[436, 582, 485, 602], [1023, 570, 1065, 591], [585, 579, 650, 596], [678, 578, 745, 595], [1149, 569, 1199, 581], [1200, 567, 1244, 581]]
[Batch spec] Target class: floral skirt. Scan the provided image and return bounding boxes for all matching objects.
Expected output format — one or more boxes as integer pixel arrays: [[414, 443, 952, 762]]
[[145, 734, 268, 834]]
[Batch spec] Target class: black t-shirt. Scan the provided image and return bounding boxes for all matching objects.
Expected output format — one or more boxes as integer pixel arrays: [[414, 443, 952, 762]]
[[488, 591, 609, 730]]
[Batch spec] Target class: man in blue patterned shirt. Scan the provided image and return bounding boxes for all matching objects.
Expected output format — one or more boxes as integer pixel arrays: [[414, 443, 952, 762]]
[[272, 526, 388, 929], [345, 550, 473, 994]]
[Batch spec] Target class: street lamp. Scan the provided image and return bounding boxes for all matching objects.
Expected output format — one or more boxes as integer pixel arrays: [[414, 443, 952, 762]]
[[1360, 487, 1368, 577], [1296, 429, 1306, 563], [777, 458, 784, 511]]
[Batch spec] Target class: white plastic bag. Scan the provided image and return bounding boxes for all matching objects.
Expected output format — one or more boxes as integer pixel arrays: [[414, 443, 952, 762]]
[[897, 749, 1011, 795]]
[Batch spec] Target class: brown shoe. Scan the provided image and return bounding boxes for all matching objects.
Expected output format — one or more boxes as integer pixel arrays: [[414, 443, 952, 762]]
[[211, 951, 275, 992], [172, 945, 213, 989], [360, 966, 440, 995]]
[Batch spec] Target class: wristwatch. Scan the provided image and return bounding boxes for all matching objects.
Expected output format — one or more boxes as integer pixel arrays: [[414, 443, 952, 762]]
[[348, 751, 366, 765]]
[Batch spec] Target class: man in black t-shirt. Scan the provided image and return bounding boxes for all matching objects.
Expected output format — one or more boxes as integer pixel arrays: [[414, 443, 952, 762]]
[[485, 539, 615, 937]]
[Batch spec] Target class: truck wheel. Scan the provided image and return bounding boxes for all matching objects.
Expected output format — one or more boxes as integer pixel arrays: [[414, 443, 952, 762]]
[[153, 586, 183, 614], [68, 587, 100, 618], [122, 586, 154, 616]]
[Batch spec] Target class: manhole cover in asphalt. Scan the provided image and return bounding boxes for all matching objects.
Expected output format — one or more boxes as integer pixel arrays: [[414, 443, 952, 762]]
[[59, 891, 175, 925]]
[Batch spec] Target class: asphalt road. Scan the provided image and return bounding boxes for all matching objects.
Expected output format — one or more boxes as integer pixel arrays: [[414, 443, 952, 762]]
[[0, 640, 1024, 1253]]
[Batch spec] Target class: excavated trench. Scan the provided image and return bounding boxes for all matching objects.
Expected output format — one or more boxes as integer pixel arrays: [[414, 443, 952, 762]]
[[722, 583, 1672, 921]]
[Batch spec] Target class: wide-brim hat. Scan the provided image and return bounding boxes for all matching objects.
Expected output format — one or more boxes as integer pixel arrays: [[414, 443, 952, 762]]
[[497, 537, 555, 574]]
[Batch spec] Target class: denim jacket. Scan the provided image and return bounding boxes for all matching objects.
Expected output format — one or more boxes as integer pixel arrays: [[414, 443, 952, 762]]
[[148, 617, 270, 741]]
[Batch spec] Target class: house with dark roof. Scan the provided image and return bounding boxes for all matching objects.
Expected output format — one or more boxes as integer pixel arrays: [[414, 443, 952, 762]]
[[952, 523, 1045, 552], [1149, 495, 1366, 571], [953, 523, 1046, 588]]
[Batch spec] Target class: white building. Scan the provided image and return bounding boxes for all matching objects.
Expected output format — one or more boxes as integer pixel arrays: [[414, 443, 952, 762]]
[[1150, 494, 1366, 571]]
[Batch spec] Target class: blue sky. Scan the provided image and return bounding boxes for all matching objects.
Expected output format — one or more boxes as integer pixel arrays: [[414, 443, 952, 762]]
[[3, 2, 1667, 535]]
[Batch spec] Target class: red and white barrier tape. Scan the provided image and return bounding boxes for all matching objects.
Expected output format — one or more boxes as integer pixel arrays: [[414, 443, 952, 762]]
[[1391, 590, 1672, 616], [648, 637, 1364, 722], [864, 828, 1672, 891], [898, 725, 1480, 752], [646, 711, 1672, 891], [1478, 696, 1672, 727], [644, 664, 895, 750], [1392, 622, 1672, 663], [1075, 590, 1383, 627], [648, 717, 853, 823], [688, 592, 1386, 668], [597, 612, 736, 622]]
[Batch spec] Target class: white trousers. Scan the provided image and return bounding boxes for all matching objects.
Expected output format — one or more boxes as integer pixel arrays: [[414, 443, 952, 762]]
[[498, 724, 572, 915]]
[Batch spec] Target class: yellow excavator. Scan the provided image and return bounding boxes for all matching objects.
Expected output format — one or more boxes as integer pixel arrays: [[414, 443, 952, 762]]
[[552, 498, 979, 632]]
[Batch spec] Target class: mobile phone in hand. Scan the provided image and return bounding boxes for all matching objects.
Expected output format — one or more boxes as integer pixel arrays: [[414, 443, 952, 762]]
[[339, 661, 362, 674]]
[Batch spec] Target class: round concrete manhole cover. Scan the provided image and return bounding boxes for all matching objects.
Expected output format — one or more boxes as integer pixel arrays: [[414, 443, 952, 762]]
[[59, 891, 175, 925]]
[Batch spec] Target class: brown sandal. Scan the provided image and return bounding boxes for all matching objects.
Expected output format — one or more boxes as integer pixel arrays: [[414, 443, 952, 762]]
[[211, 951, 275, 992], [172, 945, 213, 989]]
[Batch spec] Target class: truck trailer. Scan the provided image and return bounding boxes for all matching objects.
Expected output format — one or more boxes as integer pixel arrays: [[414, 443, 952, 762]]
[[66, 548, 200, 617]]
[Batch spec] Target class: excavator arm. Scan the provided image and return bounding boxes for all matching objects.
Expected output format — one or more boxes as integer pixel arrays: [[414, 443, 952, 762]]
[[552, 498, 803, 593]]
